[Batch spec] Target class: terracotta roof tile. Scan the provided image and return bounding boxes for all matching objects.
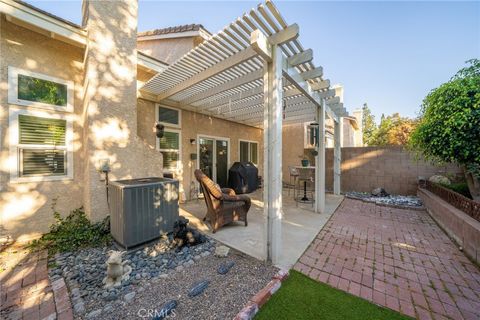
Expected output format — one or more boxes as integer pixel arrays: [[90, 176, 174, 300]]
[[138, 24, 209, 37]]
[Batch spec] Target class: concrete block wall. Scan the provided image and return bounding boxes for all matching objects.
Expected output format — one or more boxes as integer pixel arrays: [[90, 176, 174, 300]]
[[418, 188, 480, 264], [326, 146, 463, 195]]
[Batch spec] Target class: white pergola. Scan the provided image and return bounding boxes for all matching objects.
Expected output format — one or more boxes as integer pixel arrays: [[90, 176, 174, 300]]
[[140, 0, 344, 264]]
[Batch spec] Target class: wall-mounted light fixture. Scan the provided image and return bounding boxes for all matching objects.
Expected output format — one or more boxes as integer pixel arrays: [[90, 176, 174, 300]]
[[190, 139, 196, 145]]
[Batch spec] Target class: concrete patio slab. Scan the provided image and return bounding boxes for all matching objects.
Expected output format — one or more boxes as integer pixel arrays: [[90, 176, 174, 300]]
[[180, 188, 343, 269]]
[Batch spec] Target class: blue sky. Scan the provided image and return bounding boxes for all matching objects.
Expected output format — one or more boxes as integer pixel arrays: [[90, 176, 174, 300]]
[[28, 1, 479, 123]]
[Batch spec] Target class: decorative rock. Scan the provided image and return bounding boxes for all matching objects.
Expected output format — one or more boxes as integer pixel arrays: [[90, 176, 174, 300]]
[[51, 234, 215, 316], [217, 261, 235, 275], [175, 265, 184, 272], [188, 280, 210, 297], [346, 192, 423, 208], [214, 245, 230, 257], [371, 187, 389, 197], [105, 291, 118, 301], [124, 292, 136, 303], [86, 309, 102, 319], [153, 300, 177, 320], [73, 302, 85, 314], [103, 304, 113, 313], [429, 175, 451, 185]]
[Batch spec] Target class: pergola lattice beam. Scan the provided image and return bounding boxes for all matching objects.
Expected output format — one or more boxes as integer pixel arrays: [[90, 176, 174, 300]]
[[179, 70, 263, 106], [156, 25, 299, 101], [141, 0, 346, 128], [200, 86, 305, 113], [282, 62, 337, 122], [157, 46, 258, 101], [287, 49, 313, 66]]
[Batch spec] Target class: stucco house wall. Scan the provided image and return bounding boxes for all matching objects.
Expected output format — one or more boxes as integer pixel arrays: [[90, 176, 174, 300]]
[[1, 1, 165, 241], [136, 84, 264, 201], [137, 37, 199, 65], [342, 118, 355, 147], [0, 18, 85, 241]]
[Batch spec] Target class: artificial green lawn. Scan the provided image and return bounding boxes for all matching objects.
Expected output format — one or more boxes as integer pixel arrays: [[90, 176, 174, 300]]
[[255, 270, 411, 320]]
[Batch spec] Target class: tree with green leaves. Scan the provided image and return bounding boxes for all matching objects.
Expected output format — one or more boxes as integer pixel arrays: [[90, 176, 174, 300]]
[[410, 59, 480, 200], [368, 113, 417, 146], [362, 103, 377, 146]]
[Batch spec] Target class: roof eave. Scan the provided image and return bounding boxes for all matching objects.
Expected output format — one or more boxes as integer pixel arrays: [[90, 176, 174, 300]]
[[0, 0, 87, 48]]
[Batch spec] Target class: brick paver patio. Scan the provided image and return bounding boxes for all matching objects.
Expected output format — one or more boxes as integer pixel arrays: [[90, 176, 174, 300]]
[[294, 198, 480, 320], [1, 247, 72, 320]]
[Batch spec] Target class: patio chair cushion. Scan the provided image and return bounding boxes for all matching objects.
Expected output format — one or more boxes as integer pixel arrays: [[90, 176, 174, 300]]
[[194, 169, 250, 233]]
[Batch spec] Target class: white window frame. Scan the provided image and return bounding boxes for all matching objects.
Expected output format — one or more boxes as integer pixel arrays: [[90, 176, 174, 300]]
[[157, 128, 182, 173], [304, 122, 317, 149], [8, 66, 74, 113], [155, 104, 182, 128], [9, 107, 74, 183], [238, 139, 259, 166]]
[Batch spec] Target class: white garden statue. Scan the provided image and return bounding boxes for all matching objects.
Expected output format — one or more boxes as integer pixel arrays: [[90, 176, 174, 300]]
[[103, 250, 132, 288]]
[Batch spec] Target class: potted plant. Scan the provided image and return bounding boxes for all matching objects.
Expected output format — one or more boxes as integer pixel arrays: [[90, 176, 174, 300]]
[[299, 154, 309, 167]]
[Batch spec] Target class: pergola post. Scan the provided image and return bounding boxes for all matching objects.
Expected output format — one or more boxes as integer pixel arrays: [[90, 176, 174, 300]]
[[333, 119, 341, 195], [315, 100, 326, 213], [263, 45, 284, 264]]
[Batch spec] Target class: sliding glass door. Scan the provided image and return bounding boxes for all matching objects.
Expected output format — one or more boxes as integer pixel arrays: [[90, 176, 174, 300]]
[[198, 136, 230, 187]]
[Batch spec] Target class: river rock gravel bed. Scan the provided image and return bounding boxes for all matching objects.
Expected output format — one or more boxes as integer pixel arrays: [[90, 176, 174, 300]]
[[48, 236, 277, 319], [99, 250, 277, 320], [49, 235, 213, 318], [346, 191, 423, 208]]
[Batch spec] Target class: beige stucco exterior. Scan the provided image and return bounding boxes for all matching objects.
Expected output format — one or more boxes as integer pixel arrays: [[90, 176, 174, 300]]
[[137, 72, 263, 201], [81, 0, 163, 222], [0, 0, 358, 242], [0, 17, 86, 242], [137, 36, 203, 65], [0, 1, 164, 241], [0, 1, 263, 241]]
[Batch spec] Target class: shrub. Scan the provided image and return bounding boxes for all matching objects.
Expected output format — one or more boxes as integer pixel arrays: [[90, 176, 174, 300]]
[[29, 205, 111, 254], [440, 182, 472, 199], [410, 59, 480, 200]]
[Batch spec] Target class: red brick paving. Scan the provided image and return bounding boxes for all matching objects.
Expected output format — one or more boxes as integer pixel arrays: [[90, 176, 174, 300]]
[[1, 249, 72, 320], [294, 198, 480, 320]]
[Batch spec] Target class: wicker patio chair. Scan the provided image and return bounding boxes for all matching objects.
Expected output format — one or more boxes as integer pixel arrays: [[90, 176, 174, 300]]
[[194, 169, 250, 233]]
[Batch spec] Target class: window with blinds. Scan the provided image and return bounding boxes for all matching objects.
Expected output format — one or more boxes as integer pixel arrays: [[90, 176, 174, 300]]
[[18, 115, 67, 177], [239, 140, 258, 165], [159, 130, 180, 170]]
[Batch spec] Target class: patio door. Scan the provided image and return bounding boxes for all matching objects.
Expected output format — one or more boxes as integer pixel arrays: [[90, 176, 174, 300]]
[[198, 136, 229, 187]]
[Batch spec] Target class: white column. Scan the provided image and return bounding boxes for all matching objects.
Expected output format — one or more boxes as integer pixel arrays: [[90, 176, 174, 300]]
[[315, 100, 326, 213], [264, 45, 283, 264], [333, 118, 341, 195]]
